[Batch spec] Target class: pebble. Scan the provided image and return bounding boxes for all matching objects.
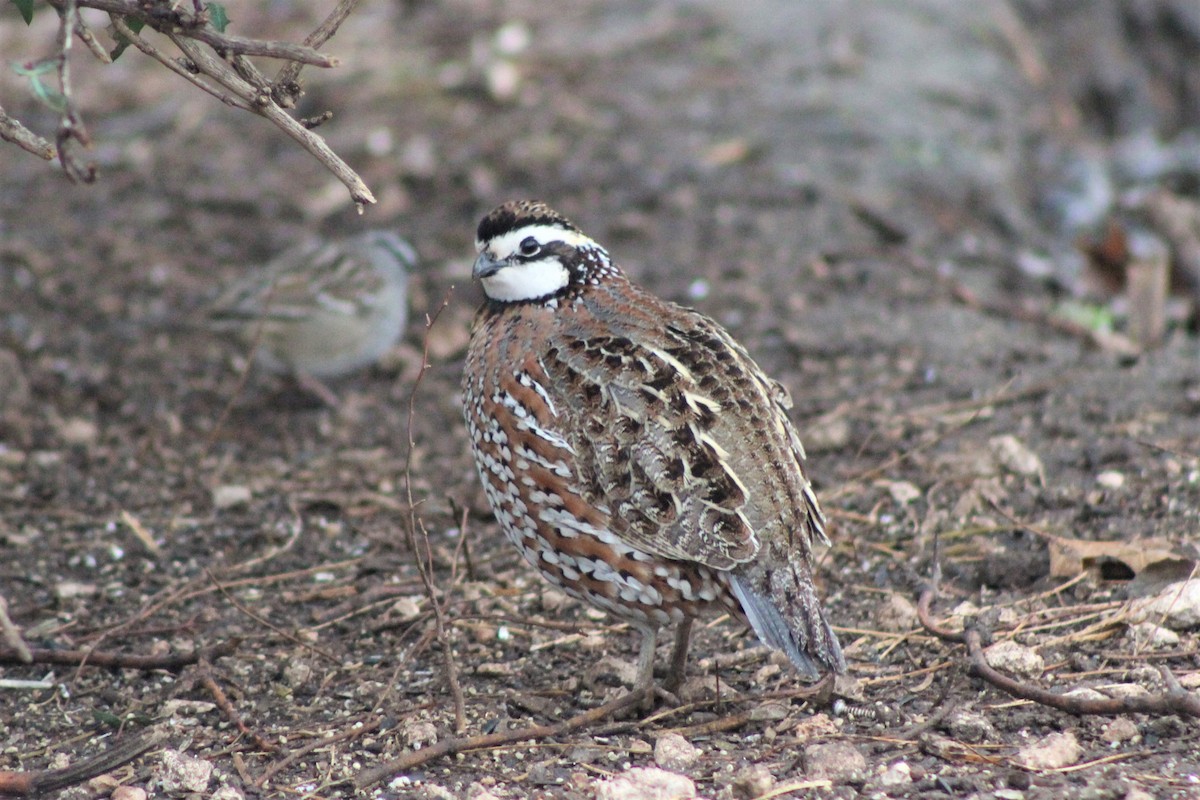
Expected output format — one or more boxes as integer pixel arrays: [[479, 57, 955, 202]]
[[1016, 731, 1081, 770], [58, 416, 99, 446], [154, 749, 214, 793], [730, 763, 773, 799], [983, 640, 1044, 677], [946, 709, 996, 743], [400, 719, 438, 749], [593, 767, 696, 800], [1096, 470, 1126, 489], [1126, 621, 1180, 648], [653, 733, 700, 771], [212, 484, 252, 510], [110, 788, 147, 800], [1102, 717, 1139, 744], [989, 435, 1044, 477], [1131, 579, 1200, 628], [877, 761, 912, 786], [802, 741, 866, 781]]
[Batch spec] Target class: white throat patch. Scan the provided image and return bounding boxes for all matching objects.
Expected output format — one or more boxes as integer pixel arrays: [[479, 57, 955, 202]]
[[480, 258, 569, 302]]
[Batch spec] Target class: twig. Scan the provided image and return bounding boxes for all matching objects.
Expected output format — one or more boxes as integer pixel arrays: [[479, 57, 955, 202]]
[[0, 103, 56, 160], [0, 596, 31, 663], [108, 17, 253, 111], [47, 0, 338, 66], [204, 567, 340, 663], [167, 33, 374, 209], [353, 690, 646, 789], [11, 0, 374, 206], [916, 585, 1200, 718], [254, 715, 381, 789], [0, 726, 166, 797], [272, 0, 362, 107], [0, 640, 237, 670], [54, 0, 97, 183], [196, 657, 278, 753], [402, 289, 466, 733]]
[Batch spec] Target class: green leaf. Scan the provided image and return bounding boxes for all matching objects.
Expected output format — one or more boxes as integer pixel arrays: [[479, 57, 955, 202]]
[[109, 17, 145, 61], [206, 2, 229, 32], [10, 0, 35, 25]]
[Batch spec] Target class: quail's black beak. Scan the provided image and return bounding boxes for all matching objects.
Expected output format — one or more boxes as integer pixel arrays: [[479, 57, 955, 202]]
[[473, 252, 504, 280]]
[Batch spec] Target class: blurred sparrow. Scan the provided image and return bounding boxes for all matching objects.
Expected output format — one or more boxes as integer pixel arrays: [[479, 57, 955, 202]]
[[207, 230, 415, 380]]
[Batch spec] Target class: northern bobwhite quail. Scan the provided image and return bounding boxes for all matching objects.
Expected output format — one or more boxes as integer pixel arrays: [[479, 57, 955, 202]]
[[208, 231, 415, 378], [463, 200, 845, 694]]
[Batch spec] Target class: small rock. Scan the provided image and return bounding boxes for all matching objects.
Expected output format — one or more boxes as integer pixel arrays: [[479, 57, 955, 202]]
[[1124, 789, 1155, 800], [283, 661, 313, 689], [155, 749, 214, 793], [58, 417, 99, 446], [1102, 717, 1139, 744], [467, 783, 502, 800], [802, 741, 866, 782], [1131, 579, 1200, 629], [730, 763, 773, 799], [990, 435, 1044, 478], [877, 479, 922, 506], [584, 655, 640, 690], [750, 701, 789, 722], [593, 767, 696, 800], [983, 640, 1044, 677], [946, 709, 996, 743], [1096, 470, 1126, 489], [790, 712, 840, 743], [1016, 731, 1081, 770], [416, 784, 456, 800], [653, 733, 699, 772], [400, 719, 438, 749], [391, 595, 423, 622], [211, 786, 244, 800], [752, 662, 782, 684], [877, 761, 911, 786], [212, 484, 252, 510], [111, 787, 147, 800], [874, 593, 919, 632], [54, 580, 98, 601], [486, 60, 522, 102], [1126, 621, 1180, 648]]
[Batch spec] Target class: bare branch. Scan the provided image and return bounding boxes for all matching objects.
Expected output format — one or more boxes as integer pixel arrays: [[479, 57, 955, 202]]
[[46, 0, 339, 66], [0, 103, 55, 160], [168, 32, 375, 208], [0, 726, 166, 796], [54, 0, 97, 183], [3, 0, 375, 206], [0, 640, 238, 670], [272, 0, 361, 107]]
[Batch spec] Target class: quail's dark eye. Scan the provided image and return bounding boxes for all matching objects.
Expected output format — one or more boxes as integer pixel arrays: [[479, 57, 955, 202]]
[[518, 237, 541, 257]]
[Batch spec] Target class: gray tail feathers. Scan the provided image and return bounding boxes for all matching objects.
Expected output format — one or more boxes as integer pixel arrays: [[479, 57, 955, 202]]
[[730, 568, 845, 679]]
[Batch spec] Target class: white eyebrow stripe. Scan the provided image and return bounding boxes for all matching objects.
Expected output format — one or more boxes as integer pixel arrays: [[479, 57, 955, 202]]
[[480, 225, 596, 257]]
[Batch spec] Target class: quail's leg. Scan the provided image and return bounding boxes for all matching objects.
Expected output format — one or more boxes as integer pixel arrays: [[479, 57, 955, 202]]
[[292, 371, 341, 408], [633, 627, 659, 708], [662, 618, 694, 693]]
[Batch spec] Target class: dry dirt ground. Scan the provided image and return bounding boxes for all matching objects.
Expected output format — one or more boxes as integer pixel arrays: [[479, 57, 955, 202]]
[[2, 1, 1199, 799]]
